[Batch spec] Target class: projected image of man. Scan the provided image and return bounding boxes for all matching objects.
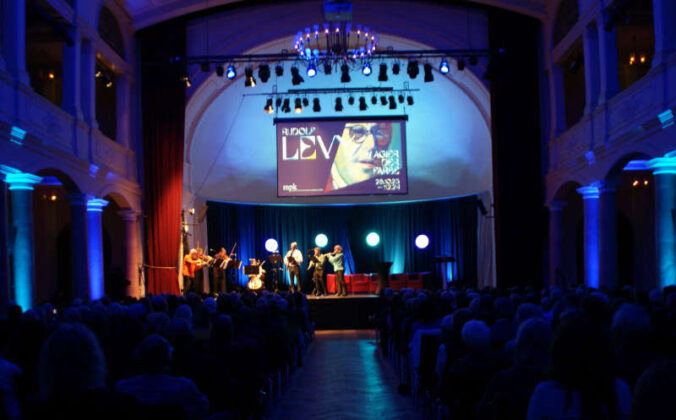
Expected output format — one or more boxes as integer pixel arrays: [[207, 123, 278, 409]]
[[325, 122, 393, 191]]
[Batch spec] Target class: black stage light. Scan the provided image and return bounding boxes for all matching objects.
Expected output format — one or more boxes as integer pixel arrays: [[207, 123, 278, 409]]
[[264, 98, 273, 114], [371, 96, 377, 105], [282, 98, 290, 113], [258, 64, 271, 83], [457, 59, 466, 71], [348, 96, 355, 106], [392, 62, 400, 75], [359, 97, 367, 111], [215, 65, 224, 77], [468, 56, 478, 66], [303, 98, 309, 107], [335, 97, 343, 112], [244, 67, 257, 87], [275, 64, 284, 76], [388, 95, 397, 109], [340, 64, 351, 83], [424, 63, 434, 82], [407, 96, 414, 105], [313, 98, 321, 112], [294, 98, 302, 113], [200, 62, 210, 72], [290, 67, 304, 85], [407, 60, 419, 79], [275, 98, 282, 108], [323, 62, 332, 75], [398, 94, 404, 103], [380, 96, 387, 106], [378, 63, 388, 82]]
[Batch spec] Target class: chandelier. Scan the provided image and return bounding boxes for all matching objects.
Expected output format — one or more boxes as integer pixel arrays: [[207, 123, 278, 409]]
[[294, 23, 379, 61]]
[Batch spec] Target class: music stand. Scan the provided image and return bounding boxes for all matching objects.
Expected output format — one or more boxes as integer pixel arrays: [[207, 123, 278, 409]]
[[268, 253, 283, 293], [224, 256, 241, 292], [243, 265, 259, 275], [375, 261, 393, 295]]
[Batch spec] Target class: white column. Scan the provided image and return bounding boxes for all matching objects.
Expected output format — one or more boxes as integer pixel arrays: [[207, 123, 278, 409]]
[[652, 0, 676, 67], [67, 193, 90, 300], [649, 152, 676, 288], [117, 209, 139, 297], [598, 180, 619, 289], [2, 0, 30, 84], [597, 21, 620, 104], [4, 172, 42, 310], [62, 27, 83, 119], [116, 74, 131, 148], [548, 200, 566, 287], [80, 39, 98, 129], [583, 23, 600, 114], [578, 184, 600, 288], [87, 198, 108, 300]]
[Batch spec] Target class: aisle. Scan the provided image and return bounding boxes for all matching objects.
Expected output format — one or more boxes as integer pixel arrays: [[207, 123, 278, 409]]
[[269, 330, 418, 420]]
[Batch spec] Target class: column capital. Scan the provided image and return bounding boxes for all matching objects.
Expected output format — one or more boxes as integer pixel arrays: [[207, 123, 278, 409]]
[[598, 179, 621, 193], [577, 183, 600, 199], [65, 192, 89, 206], [547, 200, 567, 211], [648, 151, 676, 175], [87, 198, 109, 213], [117, 209, 138, 221], [4, 172, 42, 191]]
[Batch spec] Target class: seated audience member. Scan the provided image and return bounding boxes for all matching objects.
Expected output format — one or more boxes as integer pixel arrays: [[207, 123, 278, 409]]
[[490, 297, 517, 350], [611, 304, 656, 389], [0, 357, 22, 420], [527, 312, 631, 420], [478, 318, 552, 420], [631, 359, 676, 420], [115, 334, 209, 420]]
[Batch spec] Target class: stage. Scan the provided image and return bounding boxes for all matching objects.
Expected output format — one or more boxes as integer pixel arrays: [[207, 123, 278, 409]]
[[307, 294, 380, 330]]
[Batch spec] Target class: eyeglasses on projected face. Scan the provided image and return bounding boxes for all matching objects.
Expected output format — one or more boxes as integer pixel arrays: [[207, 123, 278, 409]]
[[345, 123, 391, 147]]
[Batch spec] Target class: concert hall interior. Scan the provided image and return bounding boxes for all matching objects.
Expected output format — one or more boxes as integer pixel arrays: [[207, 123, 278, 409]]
[[1, 0, 676, 419]]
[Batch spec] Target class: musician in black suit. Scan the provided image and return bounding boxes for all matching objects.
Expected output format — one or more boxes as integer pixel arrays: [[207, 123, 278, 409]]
[[211, 247, 228, 293], [284, 242, 303, 292], [308, 247, 328, 296]]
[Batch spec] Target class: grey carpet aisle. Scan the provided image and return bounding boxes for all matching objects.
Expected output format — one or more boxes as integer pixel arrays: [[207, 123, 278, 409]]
[[268, 330, 419, 420]]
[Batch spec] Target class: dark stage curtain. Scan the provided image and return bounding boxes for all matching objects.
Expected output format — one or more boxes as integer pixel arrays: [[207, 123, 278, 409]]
[[139, 23, 186, 295], [207, 196, 478, 288]]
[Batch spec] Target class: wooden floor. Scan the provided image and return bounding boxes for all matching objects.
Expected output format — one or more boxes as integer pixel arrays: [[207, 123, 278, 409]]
[[268, 330, 419, 420]]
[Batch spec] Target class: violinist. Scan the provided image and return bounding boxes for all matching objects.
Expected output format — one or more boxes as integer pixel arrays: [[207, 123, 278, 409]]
[[211, 247, 229, 293], [182, 249, 200, 295], [194, 248, 211, 295]]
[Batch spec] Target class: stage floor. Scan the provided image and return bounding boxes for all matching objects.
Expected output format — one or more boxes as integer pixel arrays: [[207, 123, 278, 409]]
[[307, 294, 380, 330]]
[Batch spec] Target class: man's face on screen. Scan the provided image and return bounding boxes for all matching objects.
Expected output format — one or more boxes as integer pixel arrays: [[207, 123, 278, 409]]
[[333, 122, 392, 186]]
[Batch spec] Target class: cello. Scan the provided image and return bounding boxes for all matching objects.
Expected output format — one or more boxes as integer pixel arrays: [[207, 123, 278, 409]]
[[247, 258, 265, 291]]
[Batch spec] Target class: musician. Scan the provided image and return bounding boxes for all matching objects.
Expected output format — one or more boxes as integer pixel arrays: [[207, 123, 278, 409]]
[[182, 249, 200, 294], [193, 248, 210, 295], [327, 245, 346, 296], [308, 247, 327, 296], [211, 247, 228, 294], [284, 242, 303, 293]]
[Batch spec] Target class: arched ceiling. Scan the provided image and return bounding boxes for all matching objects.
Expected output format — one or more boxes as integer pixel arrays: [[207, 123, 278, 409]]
[[124, 0, 547, 29]]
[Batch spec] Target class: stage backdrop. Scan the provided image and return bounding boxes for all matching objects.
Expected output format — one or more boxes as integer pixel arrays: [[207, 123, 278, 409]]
[[206, 195, 478, 288]]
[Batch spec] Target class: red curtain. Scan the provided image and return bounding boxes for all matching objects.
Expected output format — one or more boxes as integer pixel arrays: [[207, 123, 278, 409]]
[[139, 22, 186, 295]]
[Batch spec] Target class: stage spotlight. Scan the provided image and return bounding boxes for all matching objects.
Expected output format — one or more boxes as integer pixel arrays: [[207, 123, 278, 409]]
[[388, 95, 396, 109], [415, 234, 430, 249], [439, 59, 449, 74], [226, 65, 236, 79], [323, 62, 332, 75], [371, 96, 377, 105], [275, 64, 284, 76], [244, 67, 257, 87], [362, 62, 372, 76], [303, 98, 309, 107], [392, 62, 400, 75], [315, 233, 328, 248], [340, 64, 350, 83], [468, 56, 478, 66], [366, 232, 380, 247], [294, 98, 302, 113], [378, 63, 388, 81], [264, 98, 274, 114], [407, 60, 419, 79], [200, 62, 210, 72], [291, 66, 304, 85], [215, 65, 224, 77], [424, 63, 434, 82], [258, 64, 271, 82], [307, 63, 317, 77], [407, 96, 414, 105], [359, 97, 367, 111], [457, 59, 465, 71], [398, 94, 404, 104], [380, 96, 387, 106], [335, 97, 343, 111], [282, 98, 290, 113], [181, 75, 192, 88], [348, 96, 355, 106], [265, 238, 279, 253], [313, 98, 321, 112]]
